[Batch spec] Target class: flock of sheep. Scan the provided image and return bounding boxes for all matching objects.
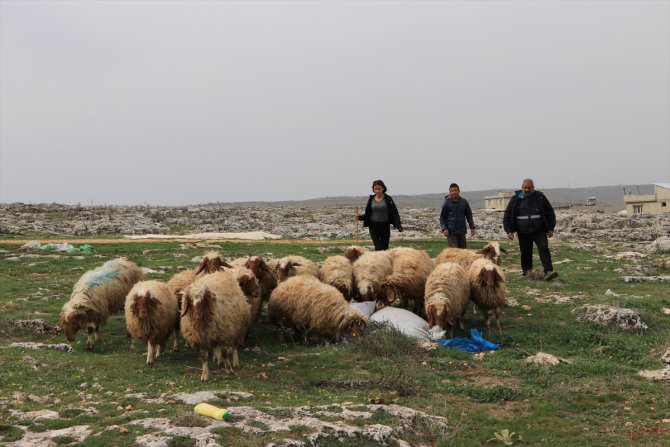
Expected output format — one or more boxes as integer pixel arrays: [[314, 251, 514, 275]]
[[58, 243, 506, 381]]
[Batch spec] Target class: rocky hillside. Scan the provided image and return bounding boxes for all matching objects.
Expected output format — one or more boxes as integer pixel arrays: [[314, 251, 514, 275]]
[[1, 203, 669, 247]]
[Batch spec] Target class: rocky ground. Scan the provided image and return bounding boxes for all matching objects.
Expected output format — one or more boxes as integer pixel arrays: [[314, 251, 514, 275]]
[[2, 203, 669, 248]]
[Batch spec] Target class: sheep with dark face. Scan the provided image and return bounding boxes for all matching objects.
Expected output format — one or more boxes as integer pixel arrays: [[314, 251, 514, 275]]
[[195, 251, 232, 275], [424, 262, 470, 338], [180, 271, 251, 381], [268, 275, 367, 344], [244, 255, 278, 303], [344, 245, 367, 263], [125, 280, 179, 365], [60, 258, 144, 351], [467, 258, 507, 334]]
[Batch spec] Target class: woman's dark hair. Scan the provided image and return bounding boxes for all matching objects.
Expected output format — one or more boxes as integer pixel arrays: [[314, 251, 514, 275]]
[[372, 180, 387, 193]]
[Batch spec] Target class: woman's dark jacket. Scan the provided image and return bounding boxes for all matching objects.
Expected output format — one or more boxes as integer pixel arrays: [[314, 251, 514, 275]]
[[359, 194, 403, 231], [503, 190, 556, 234]]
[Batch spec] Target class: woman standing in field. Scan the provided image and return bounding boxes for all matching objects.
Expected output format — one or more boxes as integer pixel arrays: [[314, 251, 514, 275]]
[[356, 179, 403, 251]]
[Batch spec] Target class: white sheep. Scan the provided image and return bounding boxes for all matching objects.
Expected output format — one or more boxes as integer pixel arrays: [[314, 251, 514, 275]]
[[352, 251, 393, 302], [467, 258, 507, 334], [378, 248, 434, 316], [267, 274, 367, 344], [275, 255, 319, 282], [424, 262, 470, 338], [319, 255, 354, 301], [434, 242, 505, 269], [125, 280, 180, 365], [60, 258, 144, 350], [180, 271, 252, 381]]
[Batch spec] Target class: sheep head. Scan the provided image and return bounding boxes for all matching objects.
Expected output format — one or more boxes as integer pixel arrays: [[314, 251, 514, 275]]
[[476, 242, 504, 266], [276, 260, 299, 282], [476, 264, 504, 288], [246, 256, 270, 277], [339, 315, 367, 340], [60, 309, 88, 342], [237, 273, 260, 302], [130, 292, 158, 319], [196, 252, 232, 275], [376, 277, 397, 310], [344, 246, 365, 263]]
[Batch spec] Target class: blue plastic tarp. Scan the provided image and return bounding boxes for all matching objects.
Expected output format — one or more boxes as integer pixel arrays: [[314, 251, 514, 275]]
[[438, 329, 500, 352]]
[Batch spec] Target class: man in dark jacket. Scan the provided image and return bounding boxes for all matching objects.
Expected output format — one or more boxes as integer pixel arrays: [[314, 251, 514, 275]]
[[440, 183, 476, 248], [503, 178, 558, 281]]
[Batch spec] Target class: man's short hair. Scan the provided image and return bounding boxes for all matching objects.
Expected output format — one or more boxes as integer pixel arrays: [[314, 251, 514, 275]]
[[449, 183, 460, 190]]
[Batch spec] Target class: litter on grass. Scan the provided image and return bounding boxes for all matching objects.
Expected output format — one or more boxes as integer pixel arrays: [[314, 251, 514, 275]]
[[438, 329, 500, 353]]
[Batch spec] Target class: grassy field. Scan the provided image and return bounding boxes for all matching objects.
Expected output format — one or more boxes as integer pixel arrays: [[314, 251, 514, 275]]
[[0, 237, 669, 446]]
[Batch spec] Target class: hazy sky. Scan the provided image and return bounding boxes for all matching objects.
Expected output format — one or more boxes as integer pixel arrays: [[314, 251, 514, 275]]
[[1, 0, 668, 205]]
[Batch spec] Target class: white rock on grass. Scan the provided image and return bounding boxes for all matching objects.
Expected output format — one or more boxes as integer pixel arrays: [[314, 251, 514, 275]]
[[572, 304, 648, 333]]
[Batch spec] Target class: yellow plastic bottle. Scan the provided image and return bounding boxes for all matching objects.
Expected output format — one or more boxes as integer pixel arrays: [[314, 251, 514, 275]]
[[193, 403, 230, 421]]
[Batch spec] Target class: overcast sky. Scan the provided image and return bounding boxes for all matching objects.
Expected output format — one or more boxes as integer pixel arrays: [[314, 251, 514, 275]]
[[1, 0, 668, 205]]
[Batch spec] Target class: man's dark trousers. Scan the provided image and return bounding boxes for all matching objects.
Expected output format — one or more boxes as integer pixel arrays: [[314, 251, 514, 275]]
[[518, 230, 553, 273]]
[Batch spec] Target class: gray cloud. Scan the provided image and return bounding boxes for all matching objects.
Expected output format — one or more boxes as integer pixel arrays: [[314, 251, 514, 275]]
[[1, 0, 668, 205]]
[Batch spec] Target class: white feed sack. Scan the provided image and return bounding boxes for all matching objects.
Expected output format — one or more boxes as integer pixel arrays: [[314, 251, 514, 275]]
[[369, 307, 444, 342]]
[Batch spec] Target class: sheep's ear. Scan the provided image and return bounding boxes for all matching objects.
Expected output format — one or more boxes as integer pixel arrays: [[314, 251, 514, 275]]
[[221, 261, 233, 269], [385, 284, 395, 305], [195, 262, 207, 275], [129, 294, 138, 313], [181, 294, 191, 317], [427, 307, 435, 326], [493, 269, 504, 286]]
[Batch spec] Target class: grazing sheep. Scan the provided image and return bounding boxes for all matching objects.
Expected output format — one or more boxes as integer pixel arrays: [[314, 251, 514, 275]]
[[245, 255, 278, 303], [319, 255, 354, 300], [268, 275, 367, 344], [467, 258, 507, 334], [424, 262, 470, 338], [352, 251, 393, 302], [344, 246, 367, 263], [180, 271, 252, 381], [195, 251, 232, 275], [125, 280, 180, 365], [378, 248, 434, 316], [60, 258, 144, 350], [275, 255, 319, 282], [434, 242, 505, 268]]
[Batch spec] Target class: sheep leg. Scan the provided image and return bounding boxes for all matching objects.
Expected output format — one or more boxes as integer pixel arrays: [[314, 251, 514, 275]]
[[86, 324, 96, 351], [172, 331, 179, 352], [213, 346, 223, 365], [483, 311, 492, 336], [146, 342, 155, 366], [200, 349, 210, 381], [495, 308, 503, 334], [231, 347, 240, 369], [156, 344, 164, 358], [221, 347, 234, 374]]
